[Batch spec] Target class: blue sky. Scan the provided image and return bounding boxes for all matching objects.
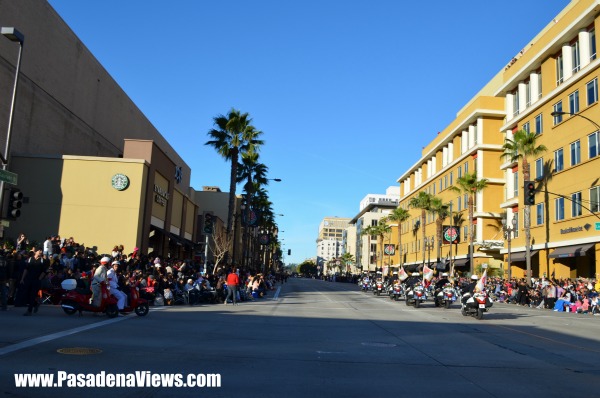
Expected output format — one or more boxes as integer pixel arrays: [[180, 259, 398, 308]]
[[48, 0, 569, 264]]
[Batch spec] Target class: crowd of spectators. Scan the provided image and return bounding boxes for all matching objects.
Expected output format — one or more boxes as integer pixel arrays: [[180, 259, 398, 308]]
[[0, 233, 284, 311]]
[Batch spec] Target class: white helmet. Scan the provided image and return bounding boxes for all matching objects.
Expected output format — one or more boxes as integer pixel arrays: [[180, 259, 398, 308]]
[[411, 272, 420, 277], [441, 273, 448, 277], [471, 274, 479, 280], [100, 256, 111, 264]]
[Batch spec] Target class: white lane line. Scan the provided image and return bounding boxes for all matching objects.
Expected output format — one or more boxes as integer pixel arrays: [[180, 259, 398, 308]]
[[0, 316, 127, 357], [0, 307, 167, 357], [273, 286, 281, 300]]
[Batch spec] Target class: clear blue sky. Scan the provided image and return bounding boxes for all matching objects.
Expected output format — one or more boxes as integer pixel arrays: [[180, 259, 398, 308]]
[[48, 0, 569, 264]]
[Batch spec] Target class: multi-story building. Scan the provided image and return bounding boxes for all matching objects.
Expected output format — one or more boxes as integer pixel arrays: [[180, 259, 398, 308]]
[[316, 217, 350, 272], [496, 0, 600, 279], [349, 188, 400, 272]]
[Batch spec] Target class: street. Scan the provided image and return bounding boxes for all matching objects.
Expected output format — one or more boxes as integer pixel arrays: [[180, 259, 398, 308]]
[[1, 277, 599, 397]]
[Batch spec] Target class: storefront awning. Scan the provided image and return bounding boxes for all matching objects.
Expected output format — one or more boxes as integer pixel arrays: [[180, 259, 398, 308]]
[[549, 243, 595, 258], [452, 258, 470, 268], [510, 250, 539, 262]]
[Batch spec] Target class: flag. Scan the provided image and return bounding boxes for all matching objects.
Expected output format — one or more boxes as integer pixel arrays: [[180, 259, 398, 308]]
[[475, 269, 488, 292], [398, 266, 408, 281], [423, 264, 434, 281]]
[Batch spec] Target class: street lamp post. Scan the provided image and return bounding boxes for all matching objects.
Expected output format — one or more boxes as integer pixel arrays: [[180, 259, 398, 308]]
[[502, 214, 517, 282], [424, 236, 434, 268], [0, 27, 24, 230], [551, 111, 600, 131]]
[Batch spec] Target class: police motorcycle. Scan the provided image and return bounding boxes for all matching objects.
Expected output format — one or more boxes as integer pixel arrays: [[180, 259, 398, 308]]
[[460, 275, 493, 320], [390, 281, 403, 301], [360, 275, 371, 292], [373, 277, 384, 296], [404, 272, 427, 308], [433, 273, 457, 309]]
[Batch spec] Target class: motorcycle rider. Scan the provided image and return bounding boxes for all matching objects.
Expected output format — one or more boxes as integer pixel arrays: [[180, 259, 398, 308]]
[[434, 272, 451, 306], [404, 272, 421, 289], [91, 256, 110, 307], [107, 260, 127, 314], [362, 273, 370, 290], [461, 274, 479, 304]]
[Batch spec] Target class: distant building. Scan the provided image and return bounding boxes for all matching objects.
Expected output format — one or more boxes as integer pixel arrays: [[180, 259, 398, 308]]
[[316, 217, 351, 273]]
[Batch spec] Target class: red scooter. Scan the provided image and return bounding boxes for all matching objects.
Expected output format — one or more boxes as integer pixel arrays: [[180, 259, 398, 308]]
[[61, 282, 149, 317]]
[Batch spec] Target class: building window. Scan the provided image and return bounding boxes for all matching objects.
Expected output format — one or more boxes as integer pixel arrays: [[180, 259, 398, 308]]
[[463, 226, 469, 242], [464, 194, 468, 209], [450, 171, 454, 186], [457, 196, 462, 212], [535, 157, 543, 180], [555, 197, 565, 221], [525, 80, 532, 108], [535, 114, 543, 135], [538, 72, 543, 98], [569, 90, 580, 114], [439, 179, 442, 192], [554, 148, 564, 172], [589, 131, 599, 159], [587, 78, 598, 106], [523, 121, 530, 133], [512, 90, 520, 117], [591, 186, 600, 212], [536, 203, 544, 225], [591, 29, 597, 61], [432, 183, 436, 195], [572, 41, 580, 73], [570, 140, 581, 166], [458, 166, 462, 178], [444, 175, 448, 189], [513, 212, 519, 238], [571, 192, 582, 217], [464, 162, 469, 174], [553, 101, 563, 125], [513, 170, 518, 198], [556, 53, 564, 85]]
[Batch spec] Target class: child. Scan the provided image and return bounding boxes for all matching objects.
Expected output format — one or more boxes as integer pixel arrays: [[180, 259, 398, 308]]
[[580, 297, 589, 314]]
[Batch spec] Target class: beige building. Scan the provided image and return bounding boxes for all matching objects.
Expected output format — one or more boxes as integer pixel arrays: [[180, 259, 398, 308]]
[[496, 0, 600, 279]]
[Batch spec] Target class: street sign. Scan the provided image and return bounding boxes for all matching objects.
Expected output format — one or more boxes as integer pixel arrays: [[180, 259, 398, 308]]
[[0, 170, 17, 185], [0, 220, 9, 227]]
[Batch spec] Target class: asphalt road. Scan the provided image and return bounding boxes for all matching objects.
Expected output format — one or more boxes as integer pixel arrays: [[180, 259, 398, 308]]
[[1, 277, 599, 397]]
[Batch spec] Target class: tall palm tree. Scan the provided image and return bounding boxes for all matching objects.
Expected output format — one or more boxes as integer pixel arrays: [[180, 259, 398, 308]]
[[408, 191, 435, 267], [385, 207, 410, 267], [449, 172, 488, 275], [205, 109, 264, 242], [430, 197, 451, 263], [340, 252, 355, 274], [361, 224, 378, 272], [501, 130, 547, 285]]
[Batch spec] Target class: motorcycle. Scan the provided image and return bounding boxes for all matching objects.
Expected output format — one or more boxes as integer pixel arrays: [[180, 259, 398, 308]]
[[360, 280, 370, 292], [390, 282, 403, 301], [435, 283, 457, 309], [461, 291, 493, 320], [405, 283, 426, 308], [373, 279, 384, 296], [61, 280, 149, 317]]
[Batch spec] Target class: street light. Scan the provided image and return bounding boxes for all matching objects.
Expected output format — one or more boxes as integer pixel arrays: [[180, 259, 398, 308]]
[[551, 111, 600, 131], [424, 236, 434, 268], [268, 178, 282, 182], [0, 27, 24, 229], [502, 214, 517, 282]]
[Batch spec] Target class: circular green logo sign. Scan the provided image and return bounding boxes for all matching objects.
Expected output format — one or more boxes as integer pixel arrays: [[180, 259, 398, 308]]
[[111, 173, 129, 191]]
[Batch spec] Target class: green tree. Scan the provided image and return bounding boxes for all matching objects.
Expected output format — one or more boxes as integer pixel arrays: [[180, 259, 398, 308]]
[[501, 130, 547, 285], [205, 109, 264, 244], [340, 252, 355, 273], [429, 197, 451, 263], [408, 191, 435, 267], [362, 222, 391, 272], [449, 172, 488, 275], [385, 207, 410, 267], [298, 260, 317, 276]]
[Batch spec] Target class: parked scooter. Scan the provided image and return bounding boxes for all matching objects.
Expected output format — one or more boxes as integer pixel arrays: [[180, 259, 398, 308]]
[[61, 280, 149, 317], [461, 291, 493, 320]]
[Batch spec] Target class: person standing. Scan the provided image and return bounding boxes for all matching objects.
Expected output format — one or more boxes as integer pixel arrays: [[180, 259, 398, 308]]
[[225, 268, 240, 305], [19, 249, 48, 316]]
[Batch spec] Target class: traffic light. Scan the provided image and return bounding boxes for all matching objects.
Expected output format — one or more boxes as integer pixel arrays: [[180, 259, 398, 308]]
[[524, 181, 536, 206], [287, 249, 291, 256], [203, 213, 213, 234], [7, 188, 23, 219]]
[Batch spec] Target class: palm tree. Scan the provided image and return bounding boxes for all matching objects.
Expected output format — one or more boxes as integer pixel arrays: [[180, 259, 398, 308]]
[[340, 252, 355, 274], [449, 172, 488, 275], [385, 207, 410, 267], [501, 130, 547, 285], [205, 109, 264, 243], [408, 191, 435, 267], [430, 197, 451, 263]]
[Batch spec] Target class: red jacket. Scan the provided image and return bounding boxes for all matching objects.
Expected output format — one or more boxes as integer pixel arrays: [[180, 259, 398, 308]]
[[226, 272, 240, 286]]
